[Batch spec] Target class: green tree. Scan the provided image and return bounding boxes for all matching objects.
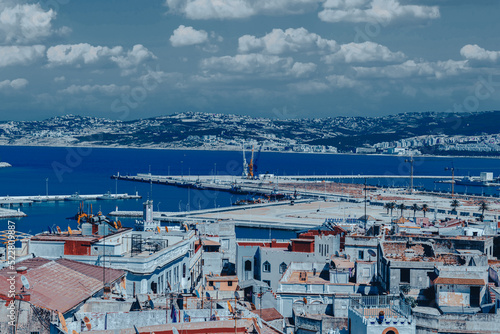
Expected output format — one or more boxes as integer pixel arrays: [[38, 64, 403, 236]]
[[421, 203, 429, 218], [450, 199, 460, 214], [398, 203, 406, 217], [411, 204, 420, 220], [478, 201, 489, 222]]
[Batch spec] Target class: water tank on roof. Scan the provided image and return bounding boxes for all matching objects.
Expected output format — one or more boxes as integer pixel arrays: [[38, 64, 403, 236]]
[[81, 223, 92, 236]]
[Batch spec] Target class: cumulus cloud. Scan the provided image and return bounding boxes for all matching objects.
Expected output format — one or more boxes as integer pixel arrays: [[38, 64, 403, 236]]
[[201, 53, 316, 77], [170, 25, 208, 47], [238, 28, 338, 54], [323, 41, 406, 63], [318, 0, 440, 24], [0, 78, 28, 90], [47, 43, 156, 73], [0, 3, 59, 43], [165, 0, 321, 20], [0, 45, 45, 67], [59, 84, 130, 95], [354, 59, 468, 79], [111, 44, 157, 69], [460, 44, 500, 62]]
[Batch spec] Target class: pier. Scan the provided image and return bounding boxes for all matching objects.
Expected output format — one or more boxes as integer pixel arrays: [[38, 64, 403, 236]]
[[0, 193, 141, 208], [111, 173, 456, 200]]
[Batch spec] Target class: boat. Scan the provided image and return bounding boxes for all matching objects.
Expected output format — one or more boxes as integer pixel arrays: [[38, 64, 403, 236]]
[[65, 192, 84, 201], [455, 176, 492, 187], [97, 191, 115, 200]]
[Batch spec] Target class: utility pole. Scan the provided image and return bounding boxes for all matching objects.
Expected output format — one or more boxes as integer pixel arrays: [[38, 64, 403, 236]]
[[364, 178, 367, 231], [445, 166, 455, 197], [405, 156, 414, 193]]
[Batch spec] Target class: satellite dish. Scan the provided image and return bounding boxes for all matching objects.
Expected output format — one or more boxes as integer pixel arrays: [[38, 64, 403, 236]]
[[21, 275, 30, 290], [205, 291, 211, 300], [368, 249, 377, 257], [172, 328, 179, 334]]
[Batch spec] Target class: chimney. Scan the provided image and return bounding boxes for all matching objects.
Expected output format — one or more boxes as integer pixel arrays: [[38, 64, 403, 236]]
[[271, 239, 277, 248], [16, 266, 28, 275]]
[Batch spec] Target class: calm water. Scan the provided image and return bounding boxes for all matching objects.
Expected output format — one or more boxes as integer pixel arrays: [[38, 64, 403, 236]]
[[0, 146, 499, 236]]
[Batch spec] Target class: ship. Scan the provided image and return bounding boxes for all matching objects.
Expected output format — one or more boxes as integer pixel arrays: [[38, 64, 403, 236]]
[[65, 192, 84, 201], [455, 176, 492, 187]]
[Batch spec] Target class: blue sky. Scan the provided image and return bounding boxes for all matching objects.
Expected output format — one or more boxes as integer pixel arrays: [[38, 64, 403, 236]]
[[0, 0, 499, 121]]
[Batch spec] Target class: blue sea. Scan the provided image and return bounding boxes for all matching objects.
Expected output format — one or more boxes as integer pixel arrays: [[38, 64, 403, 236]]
[[0, 146, 499, 237]]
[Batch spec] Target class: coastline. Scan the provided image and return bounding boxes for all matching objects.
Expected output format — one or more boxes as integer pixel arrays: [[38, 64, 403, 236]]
[[0, 143, 498, 160]]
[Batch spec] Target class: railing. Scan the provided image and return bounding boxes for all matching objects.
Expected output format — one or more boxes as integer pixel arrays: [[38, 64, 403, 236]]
[[349, 295, 412, 319]]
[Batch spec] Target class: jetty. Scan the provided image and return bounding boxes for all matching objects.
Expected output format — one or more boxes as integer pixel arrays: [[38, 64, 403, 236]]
[[0, 208, 26, 218], [0, 193, 141, 208]]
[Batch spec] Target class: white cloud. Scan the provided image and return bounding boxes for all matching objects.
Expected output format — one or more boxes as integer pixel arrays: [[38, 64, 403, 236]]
[[170, 25, 208, 47], [0, 3, 58, 43], [54, 76, 65, 82], [47, 43, 123, 66], [111, 44, 157, 69], [59, 84, 130, 95], [323, 41, 405, 63], [165, 0, 321, 20], [47, 44, 156, 73], [460, 44, 500, 62], [354, 59, 468, 79], [200, 53, 316, 77], [0, 45, 45, 67], [238, 28, 338, 54], [0, 78, 28, 90], [319, 0, 440, 24]]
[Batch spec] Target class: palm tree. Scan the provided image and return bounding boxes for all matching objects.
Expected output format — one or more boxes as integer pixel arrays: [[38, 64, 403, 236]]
[[421, 203, 429, 218], [398, 203, 406, 217], [387, 202, 396, 218], [410, 204, 420, 220], [478, 201, 489, 222], [450, 199, 460, 214], [384, 202, 391, 214]]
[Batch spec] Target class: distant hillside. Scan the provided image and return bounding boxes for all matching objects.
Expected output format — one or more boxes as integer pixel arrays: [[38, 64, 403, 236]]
[[0, 111, 499, 153]]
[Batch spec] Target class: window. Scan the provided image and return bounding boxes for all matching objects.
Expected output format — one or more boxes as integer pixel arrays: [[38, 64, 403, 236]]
[[358, 250, 364, 260], [245, 260, 252, 271], [401, 268, 410, 284], [209, 281, 214, 286], [263, 261, 271, 273], [279, 262, 287, 274], [263, 280, 271, 287], [228, 281, 233, 287], [183, 263, 186, 278]]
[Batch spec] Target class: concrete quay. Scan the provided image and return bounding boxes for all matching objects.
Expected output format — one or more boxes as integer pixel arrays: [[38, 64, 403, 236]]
[[0, 207, 26, 218], [0, 193, 141, 208]]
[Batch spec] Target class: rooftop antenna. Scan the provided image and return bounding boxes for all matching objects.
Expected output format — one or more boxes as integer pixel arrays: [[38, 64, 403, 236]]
[[405, 155, 414, 194]]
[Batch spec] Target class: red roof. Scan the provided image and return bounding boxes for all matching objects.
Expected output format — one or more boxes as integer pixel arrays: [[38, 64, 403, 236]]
[[0, 257, 125, 314], [251, 308, 284, 322], [433, 277, 485, 286]]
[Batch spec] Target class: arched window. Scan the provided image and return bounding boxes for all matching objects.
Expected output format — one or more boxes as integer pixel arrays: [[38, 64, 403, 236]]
[[263, 261, 271, 273], [245, 260, 252, 271], [183, 263, 186, 278], [279, 262, 287, 274]]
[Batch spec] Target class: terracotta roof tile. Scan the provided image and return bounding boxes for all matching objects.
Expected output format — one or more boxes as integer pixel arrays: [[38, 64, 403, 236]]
[[433, 277, 485, 285]]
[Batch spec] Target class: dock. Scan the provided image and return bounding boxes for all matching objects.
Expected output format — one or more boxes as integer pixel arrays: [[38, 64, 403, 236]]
[[0, 193, 142, 208], [0, 208, 26, 218]]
